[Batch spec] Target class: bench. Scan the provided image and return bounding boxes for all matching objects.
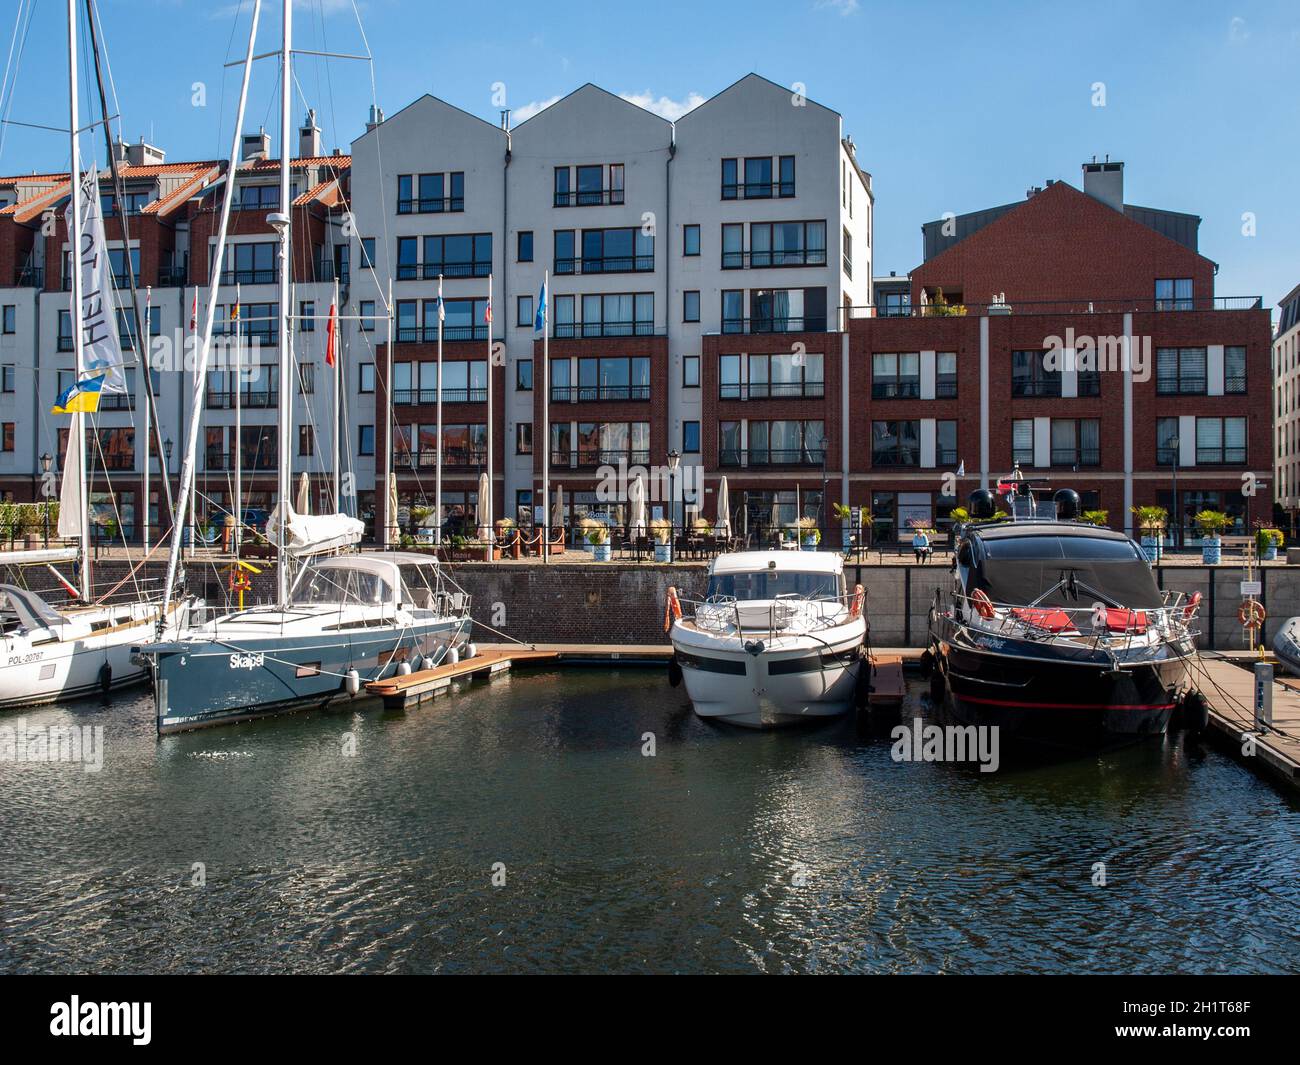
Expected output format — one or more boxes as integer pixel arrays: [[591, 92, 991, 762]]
[[1220, 535, 1255, 558]]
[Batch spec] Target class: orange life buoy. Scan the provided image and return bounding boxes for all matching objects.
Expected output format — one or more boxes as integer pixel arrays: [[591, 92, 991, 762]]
[[1183, 590, 1202, 621], [970, 588, 995, 620], [849, 583, 865, 618], [664, 586, 683, 633], [1237, 599, 1265, 629]]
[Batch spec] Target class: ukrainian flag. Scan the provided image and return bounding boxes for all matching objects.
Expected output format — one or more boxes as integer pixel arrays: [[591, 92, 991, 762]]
[[52, 373, 106, 414]]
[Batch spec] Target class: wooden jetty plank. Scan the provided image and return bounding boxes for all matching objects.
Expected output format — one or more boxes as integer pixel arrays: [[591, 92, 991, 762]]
[[366, 648, 557, 698], [1194, 654, 1300, 789], [868, 654, 906, 707]]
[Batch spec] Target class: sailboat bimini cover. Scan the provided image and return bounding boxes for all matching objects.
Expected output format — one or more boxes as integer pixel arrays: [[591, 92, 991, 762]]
[[265, 502, 364, 557]]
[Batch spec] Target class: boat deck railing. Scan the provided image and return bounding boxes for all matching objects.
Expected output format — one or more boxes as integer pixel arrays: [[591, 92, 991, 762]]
[[678, 587, 865, 643]]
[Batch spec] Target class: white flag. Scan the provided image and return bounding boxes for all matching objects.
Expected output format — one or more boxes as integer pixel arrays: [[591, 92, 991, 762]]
[[65, 168, 127, 393]]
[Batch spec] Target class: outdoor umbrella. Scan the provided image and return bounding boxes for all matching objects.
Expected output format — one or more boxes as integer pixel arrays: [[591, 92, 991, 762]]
[[386, 472, 399, 546], [553, 484, 565, 540], [629, 473, 647, 536], [477, 471, 491, 540], [715, 476, 731, 538], [296, 471, 310, 515]]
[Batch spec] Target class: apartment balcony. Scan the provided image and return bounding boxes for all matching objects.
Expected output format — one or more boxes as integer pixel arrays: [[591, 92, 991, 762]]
[[853, 295, 1264, 319], [205, 389, 279, 410], [550, 448, 650, 470], [157, 266, 188, 287], [1196, 448, 1248, 465], [553, 188, 624, 208], [1156, 377, 1208, 396], [393, 448, 486, 470], [394, 387, 487, 405], [205, 449, 277, 472], [936, 378, 958, 398], [721, 249, 826, 270], [719, 381, 825, 401], [1050, 448, 1101, 467], [552, 322, 655, 339], [721, 316, 827, 335], [554, 255, 654, 276], [396, 262, 492, 281], [719, 448, 825, 468], [550, 384, 651, 403], [98, 391, 136, 412], [212, 327, 278, 349], [220, 268, 278, 286], [14, 266, 42, 287], [395, 325, 488, 343], [871, 380, 921, 400], [1011, 380, 1063, 398], [396, 196, 463, 215], [720, 181, 795, 200]]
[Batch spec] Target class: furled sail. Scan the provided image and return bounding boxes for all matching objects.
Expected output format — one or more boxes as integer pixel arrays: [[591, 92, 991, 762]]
[[265, 502, 363, 558], [56, 413, 84, 539], [65, 167, 127, 393]]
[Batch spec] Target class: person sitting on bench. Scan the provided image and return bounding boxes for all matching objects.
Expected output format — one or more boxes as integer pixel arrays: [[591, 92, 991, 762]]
[[911, 529, 932, 563]]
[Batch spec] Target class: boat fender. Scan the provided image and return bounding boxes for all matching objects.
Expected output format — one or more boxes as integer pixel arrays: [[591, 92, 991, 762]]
[[849, 583, 865, 618], [421, 656, 437, 672], [465, 643, 477, 660], [664, 586, 683, 633], [743, 640, 765, 656], [344, 669, 360, 696], [447, 647, 460, 667], [397, 661, 411, 676], [1183, 590, 1202, 621], [98, 662, 112, 697], [667, 655, 682, 688], [1180, 690, 1210, 737], [970, 588, 995, 620]]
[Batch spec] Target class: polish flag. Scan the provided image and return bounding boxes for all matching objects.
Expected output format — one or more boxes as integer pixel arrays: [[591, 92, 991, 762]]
[[325, 302, 337, 367], [189, 288, 198, 332]]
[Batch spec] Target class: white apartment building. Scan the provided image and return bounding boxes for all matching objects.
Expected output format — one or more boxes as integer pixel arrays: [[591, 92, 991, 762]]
[[1274, 283, 1300, 521]]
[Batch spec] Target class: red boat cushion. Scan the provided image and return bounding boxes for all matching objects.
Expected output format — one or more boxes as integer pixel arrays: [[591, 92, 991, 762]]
[[1010, 607, 1074, 632], [1105, 608, 1148, 633]]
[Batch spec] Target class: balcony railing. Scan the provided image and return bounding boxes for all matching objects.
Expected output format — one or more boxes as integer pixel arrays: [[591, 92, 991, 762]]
[[719, 448, 825, 468], [99, 392, 135, 412], [205, 449, 277, 472], [57, 336, 74, 352], [157, 266, 187, 287], [1156, 376, 1207, 395], [554, 255, 654, 275], [393, 448, 486, 469], [1076, 375, 1102, 397], [935, 378, 958, 399], [1050, 448, 1101, 467], [397, 196, 464, 214], [220, 268, 278, 286], [871, 379, 921, 400], [847, 295, 1264, 319], [396, 325, 489, 343], [722, 316, 827, 335], [396, 261, 492, 281], [1225, 376, 1247, 393], [213, 327, 278, 348], [205, 390, 279, 410], [871, 453, 920, 468], [1196, 448, 1247, 465], [721, 249, 826, 269], [1156, 448, 1179, 466], [550, 448, 651, 469], [553, 188, 624, 208], [552, 321, 655, 339], [936, 448, 958, 465], [14, 267, 42, 287], [720, 181, 794, 200], [550, 384, 651, 402], [394, 387, 487, 404], [1012, 379, 1063, 398], [719, 381, 824, 400]]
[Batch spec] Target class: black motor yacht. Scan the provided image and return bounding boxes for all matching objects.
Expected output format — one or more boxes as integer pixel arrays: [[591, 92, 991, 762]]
[[927, 485, 1200, 748]]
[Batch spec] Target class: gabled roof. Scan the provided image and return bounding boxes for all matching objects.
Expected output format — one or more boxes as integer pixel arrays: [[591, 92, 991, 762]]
[[240, 155, 351, 173], [351, 93, 507, 145], [0, 181, 70, 224], [144, 166, 221, 217], [293, 177, 345, 208], [511, 82, 673, 131], [675, 72, 840, 125]]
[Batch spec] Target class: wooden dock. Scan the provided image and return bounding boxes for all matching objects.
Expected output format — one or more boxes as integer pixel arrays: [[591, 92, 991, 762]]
[[1193, 653, 1300, 790], [867, 654, 907, 710]]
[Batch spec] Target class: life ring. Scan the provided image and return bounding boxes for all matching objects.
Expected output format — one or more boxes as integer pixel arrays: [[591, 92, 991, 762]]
[[1237, 599, 1266, 629], [1183, 590, 1202, 621], [664, 586, 683, 633], [849, 584, 865, 618], [970, 588, 995, 620]]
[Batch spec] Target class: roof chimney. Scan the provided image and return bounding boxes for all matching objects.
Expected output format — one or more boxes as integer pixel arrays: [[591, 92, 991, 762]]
[[241, 127, 271, 162], [365, 105, 385, 133], [120, 135, 164, 167], [299, 109, 322, 159], [1082, 157, 1124, 211]]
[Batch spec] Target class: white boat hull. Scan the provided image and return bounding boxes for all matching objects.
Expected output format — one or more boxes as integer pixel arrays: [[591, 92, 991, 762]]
[[671, 620, 865, 728]]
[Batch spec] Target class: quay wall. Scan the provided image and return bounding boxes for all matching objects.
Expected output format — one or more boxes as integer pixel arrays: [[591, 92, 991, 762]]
[[14, 556, 1300, 651]]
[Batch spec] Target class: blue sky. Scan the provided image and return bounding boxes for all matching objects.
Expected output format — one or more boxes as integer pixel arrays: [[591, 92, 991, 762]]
[[4, 0, 1297, 311]]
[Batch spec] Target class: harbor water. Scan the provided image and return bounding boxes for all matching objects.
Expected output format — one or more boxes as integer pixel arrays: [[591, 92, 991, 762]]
[[1, 668, 1298, 974]]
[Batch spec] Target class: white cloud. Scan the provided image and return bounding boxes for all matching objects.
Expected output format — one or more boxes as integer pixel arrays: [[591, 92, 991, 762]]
[[618, 91, 706, 121], [816, 0, 860, 15], [511, 95, 562, 124], [1229, 15, 1249, 42]]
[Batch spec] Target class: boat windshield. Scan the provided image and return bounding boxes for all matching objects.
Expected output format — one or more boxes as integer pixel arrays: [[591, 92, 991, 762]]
[[290, 564, 392, 607], [981, 535, 1142, 561], [706, 570, 841, 601]]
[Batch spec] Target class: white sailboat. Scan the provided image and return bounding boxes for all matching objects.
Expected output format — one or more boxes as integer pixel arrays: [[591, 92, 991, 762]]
[[0, 0, 193, 709], [135, 0, 475, 733]]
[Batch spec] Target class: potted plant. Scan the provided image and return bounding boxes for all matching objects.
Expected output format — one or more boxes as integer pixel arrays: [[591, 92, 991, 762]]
[[649, 517, 672, 563], [1080, 509, 1109, 527], [1193, 509, 1233, 564], [1256, 526, 1284, 562], [496, 517, 520, 559], [586, 520, 611, 562], [796, 515, 821, 551], [832, 502, 869, 548], [1131, 505, 1168, 563]]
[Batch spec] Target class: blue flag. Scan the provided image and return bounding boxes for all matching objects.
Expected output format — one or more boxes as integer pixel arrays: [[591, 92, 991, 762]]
[[534, 278, 547, 337]]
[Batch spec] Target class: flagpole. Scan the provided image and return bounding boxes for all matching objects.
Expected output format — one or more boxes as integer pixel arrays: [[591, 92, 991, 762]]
[[541, 269, 549, 564], [233, 288, 242, 566], [383, 278, 393, 546], [186, 286, 197, 558], [332, 276, 340, 512], [485, 271, 493, 537], [143, 286, 152, 553], [435, 273, 443, 545], [66, 0, 90, 601]]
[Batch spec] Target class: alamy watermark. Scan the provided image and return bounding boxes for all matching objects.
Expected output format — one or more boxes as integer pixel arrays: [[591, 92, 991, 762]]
[[1042, 327, 1151, 382], [0, 719, 104, 773], [891, 717, 1000, 773]]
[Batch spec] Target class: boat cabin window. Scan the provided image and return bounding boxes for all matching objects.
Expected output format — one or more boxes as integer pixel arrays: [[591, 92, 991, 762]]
[[290, 565, 391, 607], [980, 535, 1141, 562], [706, 569, 842, 601], [398, 563, 437, 609]]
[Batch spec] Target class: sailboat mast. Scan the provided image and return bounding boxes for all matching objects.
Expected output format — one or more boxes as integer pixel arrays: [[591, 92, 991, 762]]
[[275, 0, 293, 607], [66, 0, 90, 601], [332, 276, 340, 512]]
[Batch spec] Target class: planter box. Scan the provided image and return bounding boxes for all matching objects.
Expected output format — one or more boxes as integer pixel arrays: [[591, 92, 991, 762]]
[[1140, 535, 1162, 564], [654, 543, 671, 563], [1201, 537, 1222, 565], [1261, 546, 1278, 562], [591, 543, 611, 562]]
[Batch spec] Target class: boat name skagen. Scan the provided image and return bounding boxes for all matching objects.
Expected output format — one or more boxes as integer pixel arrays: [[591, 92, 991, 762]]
[[229, 653, 265, 670], [0, 718, 103, 773], [891, 717, 1000, 773], [49, 996, 151, 1045]]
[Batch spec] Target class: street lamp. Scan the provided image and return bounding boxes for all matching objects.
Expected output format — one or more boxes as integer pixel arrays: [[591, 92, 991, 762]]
[[666, 449, 681, 563], [40, 452, 52, 547]]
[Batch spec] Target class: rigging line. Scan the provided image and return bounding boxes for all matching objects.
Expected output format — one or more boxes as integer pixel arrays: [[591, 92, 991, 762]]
[[0, 0, 34, 163]]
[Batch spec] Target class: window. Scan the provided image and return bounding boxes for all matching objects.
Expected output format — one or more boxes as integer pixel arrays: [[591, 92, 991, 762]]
[[359, 238, 376, 270], [683, 225, 700, 256], [517, 231, 534, 262], [420, 233, 493, 278], [843, 227, 852, 278], [222, 242, 275, 284], [398, 172, 464, 213], [880, 291, 911, 317], [778, 155, 796, 197], [299, 300, 315, 332], [872, 353, 920, 399], [552, 421, 649, 467], [1, 365, 13, 392], [744, 157, 773, 198], [516, 423, 533, 455], [722, 420, 824, 466], [517, 295, 533, 328], [1, 422, 12, 452], [554, 163, 623, 207], [1049, 419, 1100, 466], [359, 363, 375, 393], [58, 310, 73, 351], [683, 356, 700, 388], [516, 360, 533, 391], [721, 158, 738, 199], [560, 293, 654, 338], [557, 356, 651, 401], [722, 290, 743, 332], [1156, 347, 1207, 395], [1012, 420, 1034, 465], [1156, 417, 1179, 465], [1155, 277, 1193, 311], [735, 221, 826, 268], [730, 352, 824, 400], [936, 420, 958, 465], [101, 190, 149, 216], [557, 227, 653, 274], [1011, 350, 1061, 397], [358, 425, 375, 456], [683, 421, 700, 453], [237, 184, 278, 210], [359, 300, 375, 331], [683, 290, 700, 322], [936, 352, 957, 398], [1, 305, 13, 333], [871, 421, 920, 466], [1196, 417, 1247, 464], [298, 425, 314, 456], [1225, 345, 1246, 393], [748, 287, 826, 332]]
